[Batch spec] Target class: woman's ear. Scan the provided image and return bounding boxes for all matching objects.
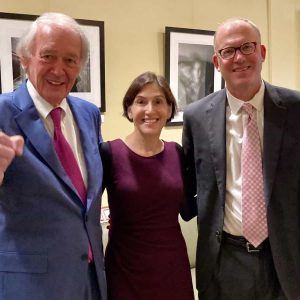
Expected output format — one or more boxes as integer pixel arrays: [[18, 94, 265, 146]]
[[127, 106, 133, 120], [167, 104, 172, 120]]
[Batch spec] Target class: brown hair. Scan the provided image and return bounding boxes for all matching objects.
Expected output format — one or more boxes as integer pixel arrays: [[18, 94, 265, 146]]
[[122, 71, 177, 122]]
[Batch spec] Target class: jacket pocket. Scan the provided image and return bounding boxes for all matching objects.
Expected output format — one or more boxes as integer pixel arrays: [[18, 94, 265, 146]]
[[0, 251, 47, 274]]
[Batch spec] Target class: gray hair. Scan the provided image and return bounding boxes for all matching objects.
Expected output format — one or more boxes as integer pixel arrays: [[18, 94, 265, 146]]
[[16, 12, 89, 68], [213, 17, 261, 51]]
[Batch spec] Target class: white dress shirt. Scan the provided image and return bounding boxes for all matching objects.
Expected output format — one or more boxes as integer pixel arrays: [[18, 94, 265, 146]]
[[223, 82, 264, 235], [27, 80, 88, 187]]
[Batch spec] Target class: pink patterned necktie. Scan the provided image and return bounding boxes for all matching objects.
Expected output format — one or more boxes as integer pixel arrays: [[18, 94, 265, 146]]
[[241, 103, 268, 247], [50, 108, 93, 262]]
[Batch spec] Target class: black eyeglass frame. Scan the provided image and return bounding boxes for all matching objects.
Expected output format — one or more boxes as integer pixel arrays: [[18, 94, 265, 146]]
[[217, 42, 257, 60]]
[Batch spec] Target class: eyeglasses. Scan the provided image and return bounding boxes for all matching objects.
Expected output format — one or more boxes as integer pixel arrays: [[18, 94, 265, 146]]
[[217, 42, 257, 60]]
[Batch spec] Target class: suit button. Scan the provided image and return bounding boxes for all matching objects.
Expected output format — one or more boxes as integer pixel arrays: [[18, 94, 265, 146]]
[[81, 254, 89, 261]]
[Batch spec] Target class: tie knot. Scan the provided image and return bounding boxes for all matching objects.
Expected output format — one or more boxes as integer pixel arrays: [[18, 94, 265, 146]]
[[50, 107, 62, 128], [243, 103, 254, 116]]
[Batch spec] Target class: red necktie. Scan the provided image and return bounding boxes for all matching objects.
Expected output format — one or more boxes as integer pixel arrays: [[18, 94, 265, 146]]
[[50, 108, 93, 262], [50, 107, 87, 205], [241, 103, 268, 247]]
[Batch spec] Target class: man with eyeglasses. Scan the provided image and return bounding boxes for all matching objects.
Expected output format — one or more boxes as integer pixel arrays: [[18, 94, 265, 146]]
[[182, 17, 300, 300]]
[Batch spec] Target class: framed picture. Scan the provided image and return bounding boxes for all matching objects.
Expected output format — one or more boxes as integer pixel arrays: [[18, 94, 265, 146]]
[[165, 27, 224, 125], [0, 12, 106, 112], [100, 206, 110, 223]]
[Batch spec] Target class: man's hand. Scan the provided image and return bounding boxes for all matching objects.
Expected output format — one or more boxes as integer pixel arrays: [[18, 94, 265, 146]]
[[0, 132, 24, 185]]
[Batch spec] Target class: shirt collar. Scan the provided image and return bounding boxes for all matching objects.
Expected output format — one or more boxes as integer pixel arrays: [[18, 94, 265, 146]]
[[27, 80, 68, 119], [226, 81, 265, 114]]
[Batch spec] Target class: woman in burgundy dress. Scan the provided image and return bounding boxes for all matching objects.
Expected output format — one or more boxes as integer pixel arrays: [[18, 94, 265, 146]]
[[100, 72, 194, 300]]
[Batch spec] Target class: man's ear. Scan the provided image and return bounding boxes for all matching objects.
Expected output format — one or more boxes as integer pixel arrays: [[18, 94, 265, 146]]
[[212, 54, 220, 72], [260, 44, 267, 62], [20, 57, 29, 71]]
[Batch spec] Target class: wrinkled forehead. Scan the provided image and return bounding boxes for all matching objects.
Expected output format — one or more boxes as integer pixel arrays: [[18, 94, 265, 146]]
[[36, 23, 80, 40], [32, 24, 82, 54]]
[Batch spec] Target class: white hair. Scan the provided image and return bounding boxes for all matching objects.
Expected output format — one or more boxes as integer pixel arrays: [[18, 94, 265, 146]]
[[16, 12, 89, 68]]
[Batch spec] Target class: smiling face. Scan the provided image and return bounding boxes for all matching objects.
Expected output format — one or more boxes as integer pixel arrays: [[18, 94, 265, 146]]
[[127, 83, 172, 138], [213, 19, 266, 100], [22, 24, 82, 106]]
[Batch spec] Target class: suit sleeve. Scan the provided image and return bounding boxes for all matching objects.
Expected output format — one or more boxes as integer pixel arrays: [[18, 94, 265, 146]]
[[99, 141, 112, 193], [181, 112, 198, 220]]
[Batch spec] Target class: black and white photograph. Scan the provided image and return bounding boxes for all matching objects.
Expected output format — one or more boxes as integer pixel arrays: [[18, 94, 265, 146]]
[[178, 43, 214, 111], [165, 27, 223, 125]]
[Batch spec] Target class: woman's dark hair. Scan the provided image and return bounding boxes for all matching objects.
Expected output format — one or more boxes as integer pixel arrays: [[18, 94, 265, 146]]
[[122, 71, 177, 122]]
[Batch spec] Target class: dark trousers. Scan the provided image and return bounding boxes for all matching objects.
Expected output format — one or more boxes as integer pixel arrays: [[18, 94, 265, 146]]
[[85, 262, 102, 300], [198, 236, 287, 300]]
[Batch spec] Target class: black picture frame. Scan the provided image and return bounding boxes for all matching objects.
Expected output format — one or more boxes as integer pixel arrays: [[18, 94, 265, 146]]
[[0, 12, 106, 112], [165, 26, 224, 126]]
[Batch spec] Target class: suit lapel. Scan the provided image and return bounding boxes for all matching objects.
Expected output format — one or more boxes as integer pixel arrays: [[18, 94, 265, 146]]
[[263, 82, 287, 205], [68, 99, 101, 210], [204, 84, 287, 208], [13, 83, 83, 205], [206, 90, 227, 200]]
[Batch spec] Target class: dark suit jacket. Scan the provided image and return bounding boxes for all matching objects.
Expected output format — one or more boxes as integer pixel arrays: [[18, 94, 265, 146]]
[[182, 81, 300, 300], [0, 82, 107, 300]]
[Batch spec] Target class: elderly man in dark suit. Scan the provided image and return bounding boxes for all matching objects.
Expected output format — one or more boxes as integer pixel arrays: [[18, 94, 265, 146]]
[[0, 12, 106, 300], [183, 17, 300, 300]]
